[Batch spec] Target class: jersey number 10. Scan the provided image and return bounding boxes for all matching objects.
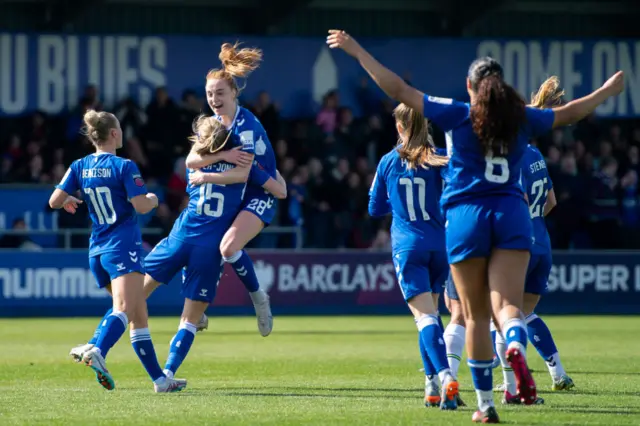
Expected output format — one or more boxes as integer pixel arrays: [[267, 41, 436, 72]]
[[196, 183, 225, 217], [399, 177, 430, 221], [84, 187, 117, 225]]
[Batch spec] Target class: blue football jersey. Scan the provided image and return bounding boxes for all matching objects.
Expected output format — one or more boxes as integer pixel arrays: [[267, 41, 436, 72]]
[[420, 95, 555, 208], [219, 106, 277, 187], [56, 153, 147, 256], [522, 144, 553, 255], [369, 148, 446, 253], [170, 132, 253, 247]]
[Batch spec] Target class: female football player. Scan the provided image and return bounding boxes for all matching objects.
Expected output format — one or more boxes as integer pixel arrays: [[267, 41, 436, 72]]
[[186, 42, 283, 337], [51, 110, 186, 393], [369, 103, 457, 410], [327, 29, 623, 423]]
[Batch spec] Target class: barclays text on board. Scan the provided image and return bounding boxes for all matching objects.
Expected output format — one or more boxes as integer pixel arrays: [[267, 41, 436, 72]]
[[0, 34, 638, 118]]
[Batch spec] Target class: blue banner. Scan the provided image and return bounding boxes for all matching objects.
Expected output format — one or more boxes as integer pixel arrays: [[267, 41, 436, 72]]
[[1, 34, 638, 117], [0, 250, 639, 317]]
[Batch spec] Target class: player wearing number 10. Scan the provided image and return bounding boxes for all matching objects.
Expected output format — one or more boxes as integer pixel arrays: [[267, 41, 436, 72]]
[[369, 103, 459, 411], [327, 28, 624, 423], [50, 110, 186, 393]]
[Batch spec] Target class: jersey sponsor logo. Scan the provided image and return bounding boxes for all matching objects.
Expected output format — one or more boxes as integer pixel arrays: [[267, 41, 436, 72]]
[[255, 135, 267, 156], [253, 260, 396, 293], [239, 130, 255, 150], [133, 174, 145, 187], [427, 95, 453, 105]]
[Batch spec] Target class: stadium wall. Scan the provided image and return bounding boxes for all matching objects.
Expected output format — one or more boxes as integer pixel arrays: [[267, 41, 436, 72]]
[[1, 250, 639, 317]]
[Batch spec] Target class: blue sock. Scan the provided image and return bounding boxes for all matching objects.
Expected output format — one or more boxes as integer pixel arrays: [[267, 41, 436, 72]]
[[502, 318, 528, 354], [95, 311, 127, 359], [130, 328, 165, 381], [164, 322, 197, 376], [526, 313, 558, 359], [417, 315, 450, 381], [468, 359, 495, 409], [224, 250, 260, 293], [418, 333, 437, 379], [89, 308, 113, 345]]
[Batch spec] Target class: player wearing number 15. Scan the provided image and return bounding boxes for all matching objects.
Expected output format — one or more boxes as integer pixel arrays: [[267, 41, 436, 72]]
[[368, 103, 459, 411], [49, 110, 187, 393], [327, 28, 624, 423]]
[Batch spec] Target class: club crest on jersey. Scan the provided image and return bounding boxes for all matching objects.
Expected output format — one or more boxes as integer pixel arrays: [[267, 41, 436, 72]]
[[239, 130, 255, 151], [132, 174, 145, 187], [255, 135, 266, 155]]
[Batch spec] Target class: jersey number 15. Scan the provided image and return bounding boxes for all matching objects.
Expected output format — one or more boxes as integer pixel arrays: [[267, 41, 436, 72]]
[[196, 183, 225, 217]]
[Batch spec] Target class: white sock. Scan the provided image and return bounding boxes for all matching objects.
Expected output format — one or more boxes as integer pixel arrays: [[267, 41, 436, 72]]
[[495, 331, 517, 395], [425, 374, 439, 388], [476, 389, 495, 411], [250, 288, 267, 304], [443, 323, 465, 379], [163, 369, 174, 380], [438, 368, 453, 386], [545, 352, 567, 380]]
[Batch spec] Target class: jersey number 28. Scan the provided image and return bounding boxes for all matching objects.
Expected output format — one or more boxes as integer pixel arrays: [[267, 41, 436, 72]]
[[196, 183, 225, 217]]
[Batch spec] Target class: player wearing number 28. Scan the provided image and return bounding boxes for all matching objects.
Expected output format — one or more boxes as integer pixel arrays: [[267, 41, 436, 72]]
[[327, 28, 624, 423], [50, 110, 186, 393]]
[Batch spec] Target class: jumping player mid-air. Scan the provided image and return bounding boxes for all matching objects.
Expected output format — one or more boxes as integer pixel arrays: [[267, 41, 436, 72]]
[[53, 110, 186, 393], [369, 103, 458, 410], [186, 42, 283, 337], [328, 28, 623, 423]]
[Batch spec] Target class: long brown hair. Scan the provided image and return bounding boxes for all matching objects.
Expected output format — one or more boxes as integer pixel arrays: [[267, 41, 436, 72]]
[[187, 115, 231, 156], [206, 42, 263, 96], [530, 76, 565, 109], [394, 103, 448, 169], [468, 57, 526, 156]]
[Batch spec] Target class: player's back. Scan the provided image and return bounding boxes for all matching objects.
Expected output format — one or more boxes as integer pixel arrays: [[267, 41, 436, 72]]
[[172, 140, 247, 246], [421, 96, 555, 208], [522, 145, 552, 254], [378, 149, 445, 253], [71, 153, 142, 254]]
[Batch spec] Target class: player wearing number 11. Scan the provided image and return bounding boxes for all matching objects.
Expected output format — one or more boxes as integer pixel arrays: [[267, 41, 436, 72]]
[[49, 110, 186, 393], [328, 28, 624, 423], [368, 103, 459, 411]]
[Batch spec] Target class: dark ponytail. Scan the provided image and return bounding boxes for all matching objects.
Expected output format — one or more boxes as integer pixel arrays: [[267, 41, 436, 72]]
[[468, 57, 526, 156]]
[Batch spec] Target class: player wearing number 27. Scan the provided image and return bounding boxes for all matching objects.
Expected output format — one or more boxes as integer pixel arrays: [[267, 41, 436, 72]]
[[51, 110, 186, 393]]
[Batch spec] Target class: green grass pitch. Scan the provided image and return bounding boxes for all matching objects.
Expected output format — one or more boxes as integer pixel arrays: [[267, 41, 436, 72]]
[[1, 316, 639, 425]]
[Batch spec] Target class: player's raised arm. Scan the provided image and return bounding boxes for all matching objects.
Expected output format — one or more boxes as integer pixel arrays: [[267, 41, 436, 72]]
[[327, 29, 424, 114], [551, 71, 624, 128]]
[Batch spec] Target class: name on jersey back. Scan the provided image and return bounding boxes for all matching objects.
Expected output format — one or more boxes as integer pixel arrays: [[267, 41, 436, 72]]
[[82, 168, 112, 178], [529, 160, 547, 174]]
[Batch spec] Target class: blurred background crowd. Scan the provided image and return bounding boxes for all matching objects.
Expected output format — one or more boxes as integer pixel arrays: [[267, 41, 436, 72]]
[[1, 79, 640, 251]]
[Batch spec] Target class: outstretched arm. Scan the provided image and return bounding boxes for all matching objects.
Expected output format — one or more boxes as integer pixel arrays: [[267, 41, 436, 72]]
[[552, 71, 624, 128], [327, 30, 424, 114], [189, 164, 252, 186], [185, 146, 253, 169]]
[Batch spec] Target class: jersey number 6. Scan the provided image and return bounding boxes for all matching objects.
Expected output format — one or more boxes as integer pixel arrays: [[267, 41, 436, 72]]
[[484, 155, 510, 184], [196, 183, 225, 217]]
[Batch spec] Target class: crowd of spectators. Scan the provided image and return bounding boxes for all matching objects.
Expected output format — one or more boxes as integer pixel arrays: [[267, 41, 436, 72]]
[[1, 81, 640, 250]]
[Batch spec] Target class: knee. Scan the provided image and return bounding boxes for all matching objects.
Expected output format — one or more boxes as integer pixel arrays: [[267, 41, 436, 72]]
[[220, 237, 238, 259]]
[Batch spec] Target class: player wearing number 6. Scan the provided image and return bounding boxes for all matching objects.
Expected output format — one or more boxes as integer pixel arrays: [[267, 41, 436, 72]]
[[369, 104, 459, 411], [50, 110, 187, 393], [328, 28, 624, 423]]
